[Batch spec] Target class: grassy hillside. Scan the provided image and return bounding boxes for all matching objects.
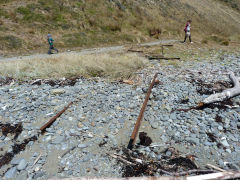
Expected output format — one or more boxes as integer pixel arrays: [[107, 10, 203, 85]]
[[0, 0, 240, 56]]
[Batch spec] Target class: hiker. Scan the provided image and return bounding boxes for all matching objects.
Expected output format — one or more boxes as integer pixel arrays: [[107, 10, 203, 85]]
[[183, 20, 192, 43], [47, 34, 58, 54]]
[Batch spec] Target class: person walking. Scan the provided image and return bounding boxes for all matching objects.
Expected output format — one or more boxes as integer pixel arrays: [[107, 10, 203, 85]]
[[47, 34, 58, 54], [183, 20, 193, 43]]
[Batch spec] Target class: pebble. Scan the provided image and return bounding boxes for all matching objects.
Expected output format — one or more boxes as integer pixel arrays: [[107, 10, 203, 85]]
[[4, 167, 17, 179], [221, 139, 230, 147], [16, 171, 28, 180], [52, 136, 65, 144], [11, 158, 22, 165], [51, 89, 65, 95], [78, 144, 87, 148], [17, 159, 27, 171], [33, 171, 45, 179]]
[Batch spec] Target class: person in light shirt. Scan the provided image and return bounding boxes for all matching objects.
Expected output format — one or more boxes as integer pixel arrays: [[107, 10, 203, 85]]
[[183, 20, 193, 43]]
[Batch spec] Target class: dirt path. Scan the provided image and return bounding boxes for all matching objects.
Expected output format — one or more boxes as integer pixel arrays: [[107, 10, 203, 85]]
[[0, 40, 177, 62]]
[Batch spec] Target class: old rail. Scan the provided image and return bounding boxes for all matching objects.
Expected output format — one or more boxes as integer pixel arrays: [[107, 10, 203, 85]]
[[40, 102, 73, 132], [127, 73, 158, 149]]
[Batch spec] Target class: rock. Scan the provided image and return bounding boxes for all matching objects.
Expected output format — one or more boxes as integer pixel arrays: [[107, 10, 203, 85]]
[[226, 149, 231, 153], [33, 171, 45, 179], [4, 167, 17, 179], [52, 136, 65, 144], [157, 154, 162, 160], [186, 137, 200, 144], [16, 170, 28, 180], [35, 166, 40, 172], [221, 139, 230, 147], [78, 144, 87, 148], [51, 89, 65, 95], [149, 152, 156, 158], [77, 122, 84, 128], [166, 151, 172, 157], [151, 122, 158, 129], [11, 158, 22, 165], [218, 126, 223, 131], [17, 159, 27, 171], [4, 137, 11, 141]]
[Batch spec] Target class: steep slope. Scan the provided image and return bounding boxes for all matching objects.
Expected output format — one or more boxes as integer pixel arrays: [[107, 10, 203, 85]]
[[0, 0, 239, 56]]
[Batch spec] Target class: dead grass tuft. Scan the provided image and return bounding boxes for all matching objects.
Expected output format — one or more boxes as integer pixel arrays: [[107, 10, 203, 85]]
[[0, 53, 148, 81]]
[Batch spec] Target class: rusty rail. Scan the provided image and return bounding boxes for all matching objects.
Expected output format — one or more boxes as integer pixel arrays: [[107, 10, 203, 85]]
[[40, 102, 73, 132], [127, 73, 158, 149]]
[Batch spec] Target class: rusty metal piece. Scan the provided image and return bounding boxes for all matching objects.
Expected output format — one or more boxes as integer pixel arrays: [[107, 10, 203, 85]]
[[40, 102, 73, 132], [127, 73, 158, 149], [148, 56, 180, 60]]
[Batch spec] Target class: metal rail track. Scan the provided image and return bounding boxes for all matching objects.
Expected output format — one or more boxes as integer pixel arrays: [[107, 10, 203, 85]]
[[127, 73, 158, 149]]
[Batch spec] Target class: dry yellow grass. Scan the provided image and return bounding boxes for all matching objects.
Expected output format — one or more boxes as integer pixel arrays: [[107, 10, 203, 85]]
[[0, 53, 148, 80]]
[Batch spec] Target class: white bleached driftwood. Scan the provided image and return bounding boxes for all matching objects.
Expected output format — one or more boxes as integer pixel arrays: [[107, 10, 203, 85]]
[[203, 72, 240, 104]]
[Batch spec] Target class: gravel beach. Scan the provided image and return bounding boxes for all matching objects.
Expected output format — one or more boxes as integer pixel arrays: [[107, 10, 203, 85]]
[[0, 52, 240, 179]]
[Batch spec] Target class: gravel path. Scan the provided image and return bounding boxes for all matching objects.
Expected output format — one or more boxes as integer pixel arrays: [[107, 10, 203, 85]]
[[0, 40, 177, 62], [0, 51, 240, 179]]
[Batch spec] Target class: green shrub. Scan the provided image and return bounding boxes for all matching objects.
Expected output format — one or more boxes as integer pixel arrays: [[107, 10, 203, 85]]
[[17, 7, 31, 15], [201, 39, 208, 44], [208, 35, 230, 46], [0, 9, 9, 18], [101, 23, 122, 32], [221, 40, 229, 46], [17, 6, 46, 23]]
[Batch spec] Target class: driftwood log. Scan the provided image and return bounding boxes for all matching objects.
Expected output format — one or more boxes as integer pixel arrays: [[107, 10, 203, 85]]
[[203, 72, 240, 104]]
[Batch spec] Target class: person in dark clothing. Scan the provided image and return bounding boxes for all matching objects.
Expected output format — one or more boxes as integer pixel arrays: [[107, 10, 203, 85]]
[[47, 34, 58, 54], [183, 20, 193, 43]]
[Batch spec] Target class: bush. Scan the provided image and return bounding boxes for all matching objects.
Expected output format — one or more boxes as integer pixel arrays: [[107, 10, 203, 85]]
[[17, 6, 46, 23], [221, 40, 229, 46], [17, 7, 31, 15], [208, 35, 229, 46], [101, 23, 122, 32], [0, 9, 9, 18], [201, 39, 208, 44], [148, 27, 162, 39]]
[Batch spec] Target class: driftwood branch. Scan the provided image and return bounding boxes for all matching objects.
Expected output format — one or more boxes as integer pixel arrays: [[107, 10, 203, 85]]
[[109, 154, 136, 166], [206, 164, 226, 172], [203, 72, 240, 104]]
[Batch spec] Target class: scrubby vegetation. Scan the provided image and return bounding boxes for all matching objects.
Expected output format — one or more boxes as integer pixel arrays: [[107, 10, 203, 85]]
[[0, 0, 239, 55]]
